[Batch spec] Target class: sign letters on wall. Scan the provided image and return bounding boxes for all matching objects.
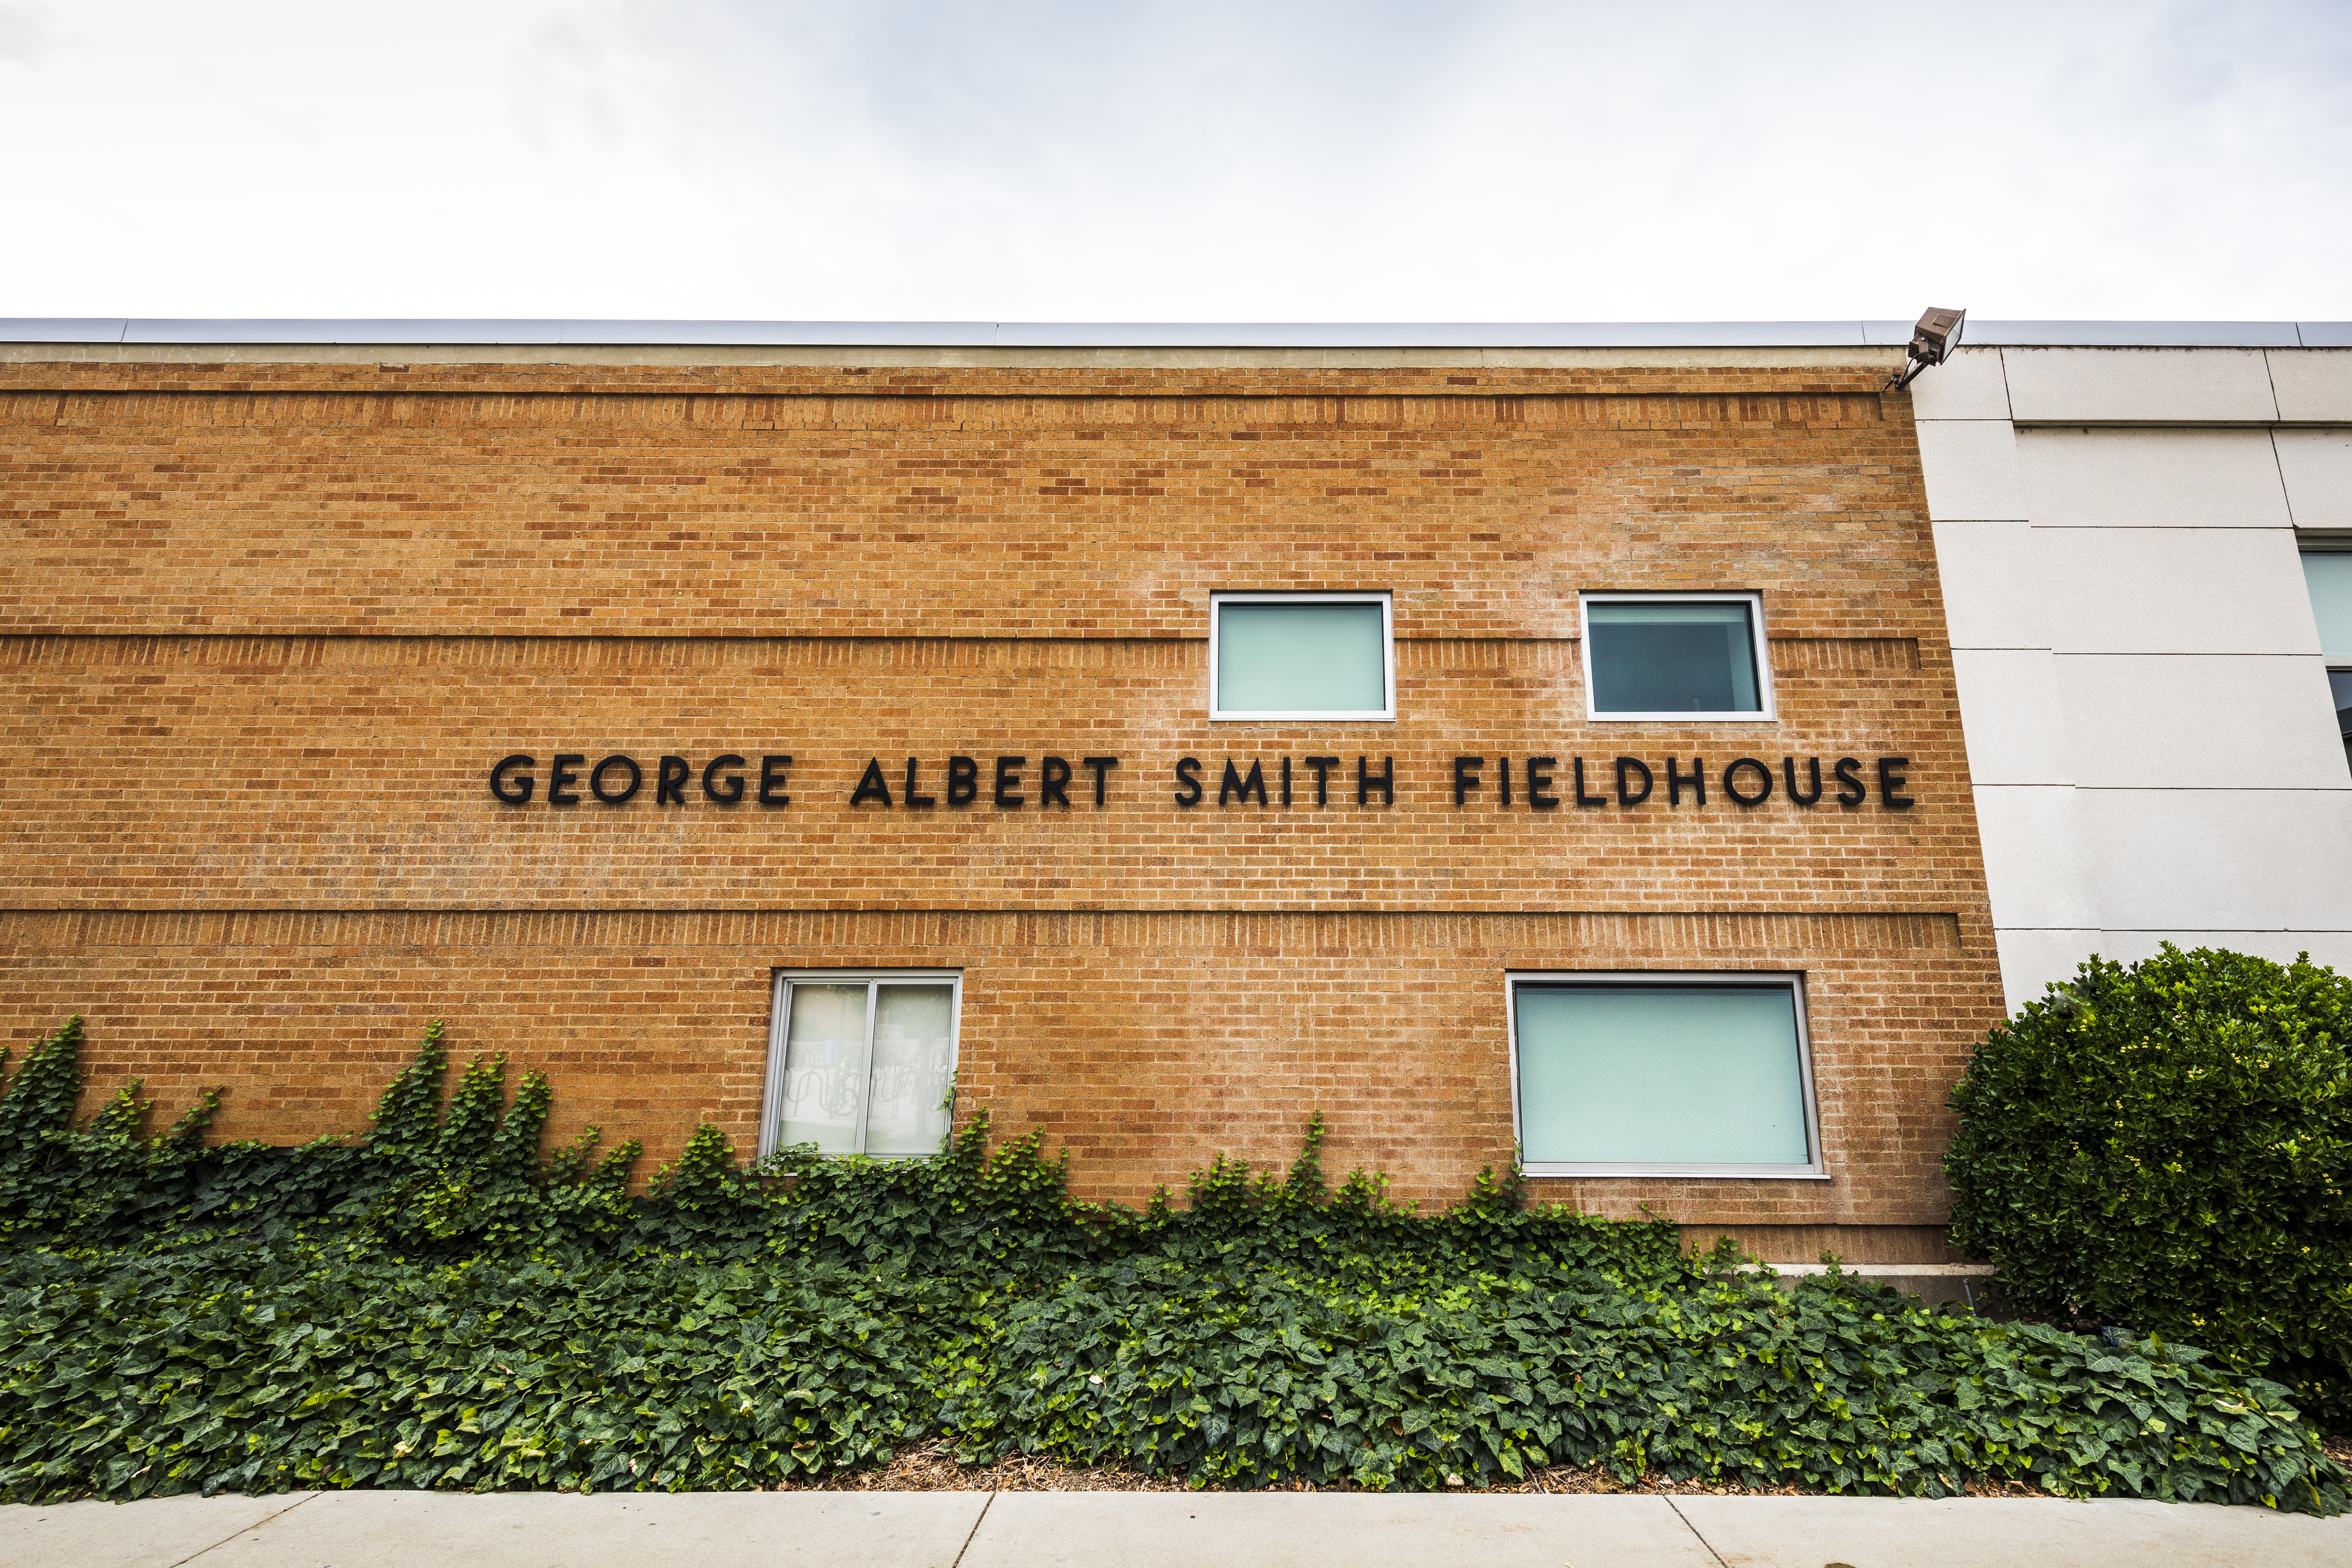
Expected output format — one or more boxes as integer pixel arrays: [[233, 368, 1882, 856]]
[[486, 752, 1917, 812]]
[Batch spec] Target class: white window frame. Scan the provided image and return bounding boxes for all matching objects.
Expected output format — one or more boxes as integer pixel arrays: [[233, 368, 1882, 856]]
[[1578, 590, 1777, 723], [1208, 590, 1397, 722], [760, 969, 963, 1159], [1505, 970, 1826, 1180]]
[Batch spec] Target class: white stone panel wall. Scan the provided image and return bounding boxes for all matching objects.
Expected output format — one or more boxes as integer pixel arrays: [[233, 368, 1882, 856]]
[[1913, 346, 2352, 1013], [2276, 429, 2352, 529]]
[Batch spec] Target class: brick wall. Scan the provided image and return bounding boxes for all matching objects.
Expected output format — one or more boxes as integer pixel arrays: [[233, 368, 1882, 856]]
[[0, 357, 2001, 1240]]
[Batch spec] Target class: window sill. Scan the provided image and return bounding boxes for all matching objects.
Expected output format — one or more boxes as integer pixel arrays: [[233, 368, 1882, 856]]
[[1520, 1164, 1830, 1180], [1208, 711, 1398, 723], [1582, 712, 1778, 723]]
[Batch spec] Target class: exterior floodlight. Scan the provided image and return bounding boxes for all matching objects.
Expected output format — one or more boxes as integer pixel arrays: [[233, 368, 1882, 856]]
[[1886, 306, 1966, 391]]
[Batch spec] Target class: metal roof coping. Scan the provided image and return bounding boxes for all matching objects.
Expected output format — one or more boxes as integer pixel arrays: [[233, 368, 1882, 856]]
[[1, 318, 2346, 349]]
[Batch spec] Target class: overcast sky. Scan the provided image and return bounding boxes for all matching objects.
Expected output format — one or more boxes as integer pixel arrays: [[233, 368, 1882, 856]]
[[2, 1, 2346, 322]]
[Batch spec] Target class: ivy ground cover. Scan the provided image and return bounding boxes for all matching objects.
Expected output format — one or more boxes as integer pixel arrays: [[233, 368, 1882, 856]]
[[0, 1019, 2342, 1512]]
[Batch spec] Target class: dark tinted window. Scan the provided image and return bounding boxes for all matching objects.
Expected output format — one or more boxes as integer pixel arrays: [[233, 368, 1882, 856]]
[[1587, 601, 1762, 714]]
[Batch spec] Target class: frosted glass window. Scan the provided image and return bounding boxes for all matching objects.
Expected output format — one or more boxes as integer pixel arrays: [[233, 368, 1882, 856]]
[[1585, 599, 1764, 716], [864, 985, 957, 1156], [769, 974, 959, 1158], [1512, 981, 1814, 1171], [776, 983, 868, 1153], [1212, 597, 1391, 718], [2302, 552, 2352, 660]]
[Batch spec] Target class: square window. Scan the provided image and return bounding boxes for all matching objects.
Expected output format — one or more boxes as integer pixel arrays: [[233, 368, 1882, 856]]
[[1508, 974, 1823, 1177], [762, 971, 960, 1158], [1210, 593, 1394, 721], [1581, 593, 1773, 720]]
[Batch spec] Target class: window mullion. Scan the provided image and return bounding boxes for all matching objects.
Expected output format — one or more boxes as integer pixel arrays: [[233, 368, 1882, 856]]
[[762, 977, 791, 1159], [852, 981, 878, 1155]]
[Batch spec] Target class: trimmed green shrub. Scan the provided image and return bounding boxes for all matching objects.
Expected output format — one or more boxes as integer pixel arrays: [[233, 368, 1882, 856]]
[[0, 1014, 2344, 1510], [1947, 944, 2352, 1426]]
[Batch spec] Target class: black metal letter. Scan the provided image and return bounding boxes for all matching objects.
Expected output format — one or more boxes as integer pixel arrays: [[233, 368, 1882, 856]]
[[657, 755, 688, 806], [758, 755, 792, 807], [1784, 756, 1822, 807], [547, 754, 584, 806], [1878, 756, 1915, 809], [1574, 758, 1606, 808], [1667, 756, 1706, 807], [1040, 756, 1072, 809], [994, 756, 1026, 808], [1082, 756, 1119, 807], [1615, 757, 1652, 807], [850, 758, 894, 807], [904, 757, 936, 808], [1174, 756, 1204, 808], [590, 754, 642, 805], [1723, 757, 1773, 807], [947, 755, 980, 806], [1358, 755, 1394, 806], [490, 753, 535, 805], [1452, 756, 1484, 807], [1220, 758, 1268, 807], [1304, 756, 1338, 807], [702, 754, 744, 805], [1834, 756, 1866, 807], [1526, 756, 1559, 810]]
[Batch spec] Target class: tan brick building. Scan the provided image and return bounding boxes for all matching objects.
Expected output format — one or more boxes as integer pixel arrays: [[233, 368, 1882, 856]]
[[0, 323, 2008, 1264]]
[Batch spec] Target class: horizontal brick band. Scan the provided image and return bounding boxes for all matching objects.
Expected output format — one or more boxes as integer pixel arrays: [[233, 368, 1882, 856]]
[[0, 633, 1917, 676], [0, 388, 1891, 434], [1, 907, 1963, 956]]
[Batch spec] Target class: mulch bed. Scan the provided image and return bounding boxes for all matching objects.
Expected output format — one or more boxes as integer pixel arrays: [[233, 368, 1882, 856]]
[[789, 1439, 2053, 1497], [804, 1442, 1189, 1493]]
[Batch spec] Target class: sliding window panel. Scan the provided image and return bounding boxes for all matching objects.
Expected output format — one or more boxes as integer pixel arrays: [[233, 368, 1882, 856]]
[[863, 983, 958, 1156], [775, 982, 871, 1154]]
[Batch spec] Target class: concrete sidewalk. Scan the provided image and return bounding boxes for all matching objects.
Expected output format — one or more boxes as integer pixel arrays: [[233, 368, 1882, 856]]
[[6, 1488, 2349, 1568]]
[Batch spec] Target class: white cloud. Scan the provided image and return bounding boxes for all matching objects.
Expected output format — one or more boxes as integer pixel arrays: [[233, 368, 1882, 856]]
[[0, 3, 60, 66], [0, 0, 2344, 319]]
